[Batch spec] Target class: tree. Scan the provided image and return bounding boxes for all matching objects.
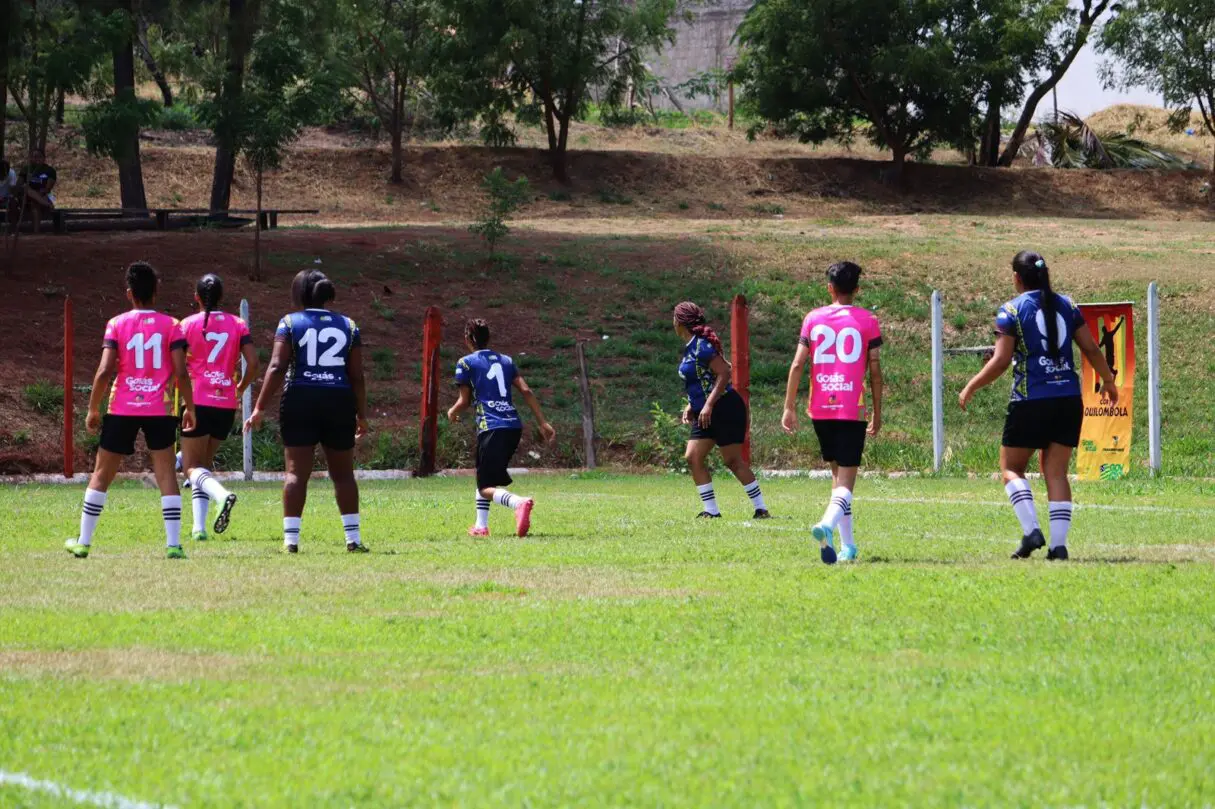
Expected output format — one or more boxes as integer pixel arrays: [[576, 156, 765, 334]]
[[81, 1, 155, 209], [1100, 0, 1215, 173], [997, 0, 1112, 166], [235, 7, 337, 278], [441, 0, 677, 183], [339, 0, 438, 184], [205, 0, 262, 214], [734, 0, 980, 177]]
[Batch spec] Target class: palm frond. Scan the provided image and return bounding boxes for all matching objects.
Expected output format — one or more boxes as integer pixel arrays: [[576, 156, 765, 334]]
[[1035, 110, 1195, 170]]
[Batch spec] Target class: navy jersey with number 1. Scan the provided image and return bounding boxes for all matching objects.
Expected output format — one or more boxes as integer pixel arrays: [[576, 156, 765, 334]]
[[455, 350, 523, 432], [275, 308, 361, 389]]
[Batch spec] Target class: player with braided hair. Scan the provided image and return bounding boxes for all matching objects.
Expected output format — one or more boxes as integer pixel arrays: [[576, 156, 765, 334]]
[[179, 273, 257, 540], [673, 302, 769, 521]]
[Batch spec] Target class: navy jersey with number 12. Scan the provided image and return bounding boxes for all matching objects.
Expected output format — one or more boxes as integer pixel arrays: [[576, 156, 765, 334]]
[[455, 350, 522, 432], [275, 308, 361, 389]]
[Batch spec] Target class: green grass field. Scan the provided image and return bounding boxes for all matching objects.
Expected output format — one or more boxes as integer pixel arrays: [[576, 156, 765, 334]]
[[2, 474, 1214, 807]]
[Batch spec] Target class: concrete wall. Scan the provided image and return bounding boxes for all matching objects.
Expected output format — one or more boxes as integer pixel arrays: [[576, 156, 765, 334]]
[[648, 0, 750, 111]]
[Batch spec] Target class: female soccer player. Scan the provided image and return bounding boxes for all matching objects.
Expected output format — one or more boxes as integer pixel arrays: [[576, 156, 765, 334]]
[[960, 251, 1118, 561], [245, 269, 369, 553], [65, 261, 197, 559], [782, 262, 883, 565], [673, 302, 769, 520], [447, 318, 555, 537], [179, 273, 258, 541]]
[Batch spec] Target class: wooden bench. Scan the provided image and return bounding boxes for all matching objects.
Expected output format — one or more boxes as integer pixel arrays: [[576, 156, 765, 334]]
[[46, 207, 318, 234]]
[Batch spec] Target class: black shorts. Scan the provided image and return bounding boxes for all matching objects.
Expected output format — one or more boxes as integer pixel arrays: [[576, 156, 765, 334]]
[[689, 389, 749, 447], [476, 428, 522, 490], [99, 414, 179, 456], [812, 419, 868, 467], [181, 405, 237, 440], [279, 386, 357, 450], [1003, 396, 1083, 449]]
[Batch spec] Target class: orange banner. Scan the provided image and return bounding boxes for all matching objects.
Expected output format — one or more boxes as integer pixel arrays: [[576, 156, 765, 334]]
[[1077, 302, 1135, 481]]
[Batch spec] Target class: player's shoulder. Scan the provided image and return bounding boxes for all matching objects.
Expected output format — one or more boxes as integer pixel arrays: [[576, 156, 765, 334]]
[[180, 311, 201, 327], [852, 305, 881, 325]]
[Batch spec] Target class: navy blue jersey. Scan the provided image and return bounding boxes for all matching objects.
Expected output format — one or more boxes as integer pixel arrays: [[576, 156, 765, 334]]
[[455, 350, 522, 433], [995, 291, 1086, 401], [275, 309, 361, 389], [679, 336, 732, 412]]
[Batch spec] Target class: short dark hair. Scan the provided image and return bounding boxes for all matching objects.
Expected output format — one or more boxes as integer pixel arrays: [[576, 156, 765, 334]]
[[827, 261, 862, 294], [465, 318, 490, 349], [291, 269, 336, 309], [126, 261, 159, 304]]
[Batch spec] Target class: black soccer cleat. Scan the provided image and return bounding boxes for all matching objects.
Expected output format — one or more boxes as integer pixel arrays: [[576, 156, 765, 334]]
[[283, 543, 298, 554], [213, 493, 238, 535], [1011, 528, 1047, 559], [753, 509, 772, 520], [1047, 545, 1069, 561], [347, 542, 370, 553], [696, 511, 722, 519]]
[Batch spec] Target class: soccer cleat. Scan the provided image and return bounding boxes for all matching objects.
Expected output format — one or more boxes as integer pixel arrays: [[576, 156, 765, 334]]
[[696, 511, 722, 519], [1047, 545, 1069, 561], [1011, 528, 1047, 559], [283, 542, 299, 554], [191, 530, 208, 542], [753, 509, 772, 520], [515, 499, 534, 538], [213, 493, 238, 535], [64, 539, 89, 559], [166, 545, 187, 560], [347, 542, 370, 553], [838, 544, 859, 562], [812, 523, 837, 565], [468, 527, 490, 538]]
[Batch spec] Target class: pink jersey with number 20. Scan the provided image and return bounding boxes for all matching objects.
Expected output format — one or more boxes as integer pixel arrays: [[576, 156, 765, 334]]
[[181, 311, 251, 409], [799, 304, 883, 421], [103, 310, 187, 416]]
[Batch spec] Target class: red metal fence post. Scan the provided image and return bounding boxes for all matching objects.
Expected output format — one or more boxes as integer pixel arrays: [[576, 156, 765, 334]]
[[730, 294, 751, 466], [418, 307, 442, 476], [64, 296, 74, 479]]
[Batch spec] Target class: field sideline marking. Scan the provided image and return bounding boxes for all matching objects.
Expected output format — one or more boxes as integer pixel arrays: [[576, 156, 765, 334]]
[[0, 770, 177, 809], [864, 496, 1213, 515]]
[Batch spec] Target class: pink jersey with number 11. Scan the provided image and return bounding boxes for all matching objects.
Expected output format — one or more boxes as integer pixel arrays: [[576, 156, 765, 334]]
[[103, 309, 187, 416], [799, 304, 883, 421]]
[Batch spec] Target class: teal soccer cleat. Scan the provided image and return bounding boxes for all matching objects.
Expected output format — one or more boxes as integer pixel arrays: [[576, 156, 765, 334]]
[[812, 523, 837, 565]]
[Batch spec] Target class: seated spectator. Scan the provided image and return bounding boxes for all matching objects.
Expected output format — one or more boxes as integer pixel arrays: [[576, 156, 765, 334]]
[[0, 159, 16, 205], [20, 149, 57, 213]]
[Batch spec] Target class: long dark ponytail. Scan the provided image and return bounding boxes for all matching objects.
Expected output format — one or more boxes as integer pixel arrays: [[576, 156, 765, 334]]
[[197, 273, 223, 329], [1012, 250, 1060, 359]]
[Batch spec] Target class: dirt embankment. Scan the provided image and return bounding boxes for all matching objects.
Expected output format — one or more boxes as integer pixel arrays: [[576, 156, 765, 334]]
[[42, 142, 1215, 226]]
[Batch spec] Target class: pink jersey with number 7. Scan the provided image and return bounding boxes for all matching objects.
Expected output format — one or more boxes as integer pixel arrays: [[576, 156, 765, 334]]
[[181, 311, 251, 410], [103, 309, 187, 416], [799, 304, 883, 421]]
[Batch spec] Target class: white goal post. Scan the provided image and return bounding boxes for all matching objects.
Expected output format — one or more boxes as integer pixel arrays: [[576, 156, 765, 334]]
[[929, 285, 1163, 476]]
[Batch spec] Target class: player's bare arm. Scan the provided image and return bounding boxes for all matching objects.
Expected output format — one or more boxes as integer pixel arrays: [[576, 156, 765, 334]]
[[959, 334, 1014, 410], [513, 375, 555, 442], [245, 339, 290, 433], [448, 385, 473, 422], [347, 344, 369, 440], [235, 342, 260, 398], [172, 346, 197, 434], [782, 343, 811, 434], [867, 347, 883, 437], [86, 347, 119, 433], [1074, 326, 1120, 404]]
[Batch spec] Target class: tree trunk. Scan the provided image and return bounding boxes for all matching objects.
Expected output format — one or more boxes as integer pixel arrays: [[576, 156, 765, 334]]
[[889, 144, 908, 185], [998, 0, 1110, 167], [136, 14, 173, 107], [389, 79, 404, 184], [54, 87, 64, 125], [113, 21, 149, 211], [979, 89, 1002, 167], [252, 164, 262, 281], [552, 112, 570, 184], [209, 0, 257, 215], [0, 36, 8, 164]]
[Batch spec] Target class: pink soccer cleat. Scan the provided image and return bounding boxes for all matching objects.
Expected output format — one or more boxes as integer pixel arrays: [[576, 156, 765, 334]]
[[468, 526, 490, 538], [514, 499, 534, 538]]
